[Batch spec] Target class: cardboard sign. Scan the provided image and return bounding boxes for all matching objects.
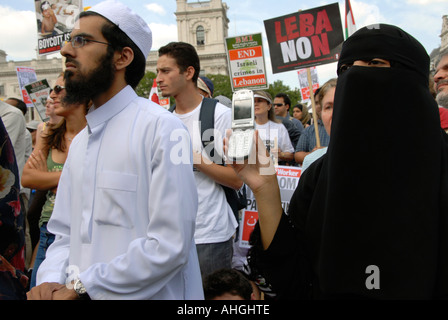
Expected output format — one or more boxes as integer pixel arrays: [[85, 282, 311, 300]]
[[16, 66, 38, 108], [238, 165, 302, 248], [298, 67, 319, 102], [264, 3, 344, 74], [159, 98, 170, 110], [24, 79, 51, 122], [225, 33, 269, 91], [35, 0, 83, 55]]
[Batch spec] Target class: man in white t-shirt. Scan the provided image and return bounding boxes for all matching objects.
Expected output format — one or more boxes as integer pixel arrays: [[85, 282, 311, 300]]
[[157, 42, 242, 278]]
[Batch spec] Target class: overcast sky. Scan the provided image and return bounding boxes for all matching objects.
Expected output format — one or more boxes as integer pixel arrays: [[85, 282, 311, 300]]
[[1, 0, 447, 88]]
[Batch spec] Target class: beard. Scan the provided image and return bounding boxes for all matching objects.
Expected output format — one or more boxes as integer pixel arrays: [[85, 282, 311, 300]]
[[63, 51, 115, 105], [436, 90, 448, 109]]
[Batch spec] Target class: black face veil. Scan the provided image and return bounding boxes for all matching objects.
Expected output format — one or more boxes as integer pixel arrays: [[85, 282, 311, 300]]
[[294, 24, 448, 299]]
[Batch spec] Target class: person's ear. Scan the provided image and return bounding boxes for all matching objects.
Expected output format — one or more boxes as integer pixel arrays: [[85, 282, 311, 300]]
[[114, 47, 134, 71], [184, 66, 195, 81]]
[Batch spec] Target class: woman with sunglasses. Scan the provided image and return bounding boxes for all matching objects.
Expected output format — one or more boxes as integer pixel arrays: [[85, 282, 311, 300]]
[[22, 74, 88, 289]]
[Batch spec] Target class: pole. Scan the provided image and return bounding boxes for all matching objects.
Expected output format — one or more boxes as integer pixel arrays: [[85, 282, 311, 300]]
[[307, 67, 320, 148]]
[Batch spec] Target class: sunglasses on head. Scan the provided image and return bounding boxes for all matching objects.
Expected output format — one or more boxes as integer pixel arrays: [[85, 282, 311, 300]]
[[52, 85, 65, 94]]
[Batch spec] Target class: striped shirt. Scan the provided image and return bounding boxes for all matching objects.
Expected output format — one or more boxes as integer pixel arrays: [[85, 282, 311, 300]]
[[294, 120, 330, 152]]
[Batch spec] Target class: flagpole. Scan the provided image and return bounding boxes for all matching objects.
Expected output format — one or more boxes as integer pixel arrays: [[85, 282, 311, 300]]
[[345, 0, 357, 39]]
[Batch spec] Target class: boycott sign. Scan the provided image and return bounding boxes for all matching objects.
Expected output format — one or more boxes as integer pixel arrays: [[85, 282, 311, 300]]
[[25, 79, 51, 122], [35, 0, 83, 55], [225, 33, 268, 91], [264, 3, 344, 74], [238, 165, 302, 248]]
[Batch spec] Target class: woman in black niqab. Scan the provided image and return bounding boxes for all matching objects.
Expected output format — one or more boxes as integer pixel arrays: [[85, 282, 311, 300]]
[[245, 24, 448, 300], [290, 24, 448, 299]]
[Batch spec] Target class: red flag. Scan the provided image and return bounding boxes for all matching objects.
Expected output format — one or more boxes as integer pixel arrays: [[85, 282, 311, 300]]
[[345, 0, 357, 39], [149, 79, 159, 104]]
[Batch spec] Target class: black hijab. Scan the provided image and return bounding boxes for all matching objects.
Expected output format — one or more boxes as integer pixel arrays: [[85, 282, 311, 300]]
[[291, 24, 448, 299]]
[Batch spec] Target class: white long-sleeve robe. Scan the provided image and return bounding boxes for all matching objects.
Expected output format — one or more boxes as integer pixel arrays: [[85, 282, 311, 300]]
[[37, 86, 203, 300]]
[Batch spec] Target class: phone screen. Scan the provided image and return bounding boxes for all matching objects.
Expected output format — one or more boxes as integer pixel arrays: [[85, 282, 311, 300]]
[[233, 98, 253, 120]]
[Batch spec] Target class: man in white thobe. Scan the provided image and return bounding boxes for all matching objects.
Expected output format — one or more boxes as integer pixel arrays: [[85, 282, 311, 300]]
[[27, 0, 203, 300]]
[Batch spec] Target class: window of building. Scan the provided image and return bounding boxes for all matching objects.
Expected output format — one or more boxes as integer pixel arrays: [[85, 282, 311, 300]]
[[196, 26, 205, 46]]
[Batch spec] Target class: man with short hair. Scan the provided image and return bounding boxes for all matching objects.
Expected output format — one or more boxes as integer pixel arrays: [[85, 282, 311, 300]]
[[157, 42, 242, 278], [6, 97, 27, 116], [434, 51, 448, 109], [434, 51, 448, 133], [273, 93, 302, 163], [273, 93, 304, 131], [28, 0, 203, 300]]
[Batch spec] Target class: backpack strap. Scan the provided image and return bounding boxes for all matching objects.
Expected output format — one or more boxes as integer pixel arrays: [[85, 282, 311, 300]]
[[200, 98, 246, 218], [199, 98, 218, 158], [168, 98, 220, 160], [169, 98, 246, 219], [168, 98, 218, 144]]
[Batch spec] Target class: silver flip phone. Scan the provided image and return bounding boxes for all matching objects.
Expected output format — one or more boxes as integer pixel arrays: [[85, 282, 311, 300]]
[[227, 89, 255, 161]]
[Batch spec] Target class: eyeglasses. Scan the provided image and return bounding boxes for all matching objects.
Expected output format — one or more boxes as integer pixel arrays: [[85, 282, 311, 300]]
[[273, 103, 285, 107], [65, 35, 111, 49], [52, 85, 65, 94]]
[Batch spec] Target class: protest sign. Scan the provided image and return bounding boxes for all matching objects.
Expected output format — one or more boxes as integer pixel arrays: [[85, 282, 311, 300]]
[[35, 0, 83, 55], [298, 67, 319, 102], [264, 3, 344, 74], [25, 79, 51, 122], [16, 66, 38, 108], [159, 98, 170, 110], [225, 33, 269, 91], [238, 165, 302, 248]]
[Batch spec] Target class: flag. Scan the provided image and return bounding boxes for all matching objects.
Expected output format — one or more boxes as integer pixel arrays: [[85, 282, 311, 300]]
[[149, 78, 159, 104], [345, 0, 357, 39]]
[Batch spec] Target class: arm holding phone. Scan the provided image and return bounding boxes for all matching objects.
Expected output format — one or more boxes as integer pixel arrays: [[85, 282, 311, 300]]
[[224, 129, 282, 250]]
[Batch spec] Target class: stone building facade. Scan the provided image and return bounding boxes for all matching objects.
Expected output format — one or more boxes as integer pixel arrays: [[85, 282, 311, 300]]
[[0, 0, 230, 105], [430, 15, 448, 71]]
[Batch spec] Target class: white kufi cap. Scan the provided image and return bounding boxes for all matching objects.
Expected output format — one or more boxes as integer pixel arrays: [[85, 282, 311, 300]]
[[88, 0, 152, 58]]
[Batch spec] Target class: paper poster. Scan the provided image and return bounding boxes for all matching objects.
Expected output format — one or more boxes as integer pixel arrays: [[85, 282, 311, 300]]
[[24, 79, 51, 122], [35, 0, 83, 55], [264, 3, 343, 73], [297, 67, 320, 102], [238, 165, 302, 248], [226, 33, 269, 91], [16, 66, 38, 108]]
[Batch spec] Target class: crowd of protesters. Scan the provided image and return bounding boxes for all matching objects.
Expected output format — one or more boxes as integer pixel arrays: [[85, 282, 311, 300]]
[[1, 0, 448, 300]]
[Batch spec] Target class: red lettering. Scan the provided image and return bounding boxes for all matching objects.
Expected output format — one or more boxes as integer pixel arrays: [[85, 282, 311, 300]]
[[285, 16, 300, 40], [315, 10, 333, 34], [236, 36, 253, 43], [299, 13, 314, 37], [275, 21, 287, 43], [311, 33, 330, 57]]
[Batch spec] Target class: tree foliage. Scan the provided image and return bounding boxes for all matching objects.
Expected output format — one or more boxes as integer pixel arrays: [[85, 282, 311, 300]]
[[266, 80, 302, 115], [135, 71, 156, 98], [206, 74, 233, 99], [136, 71, 302, 115]]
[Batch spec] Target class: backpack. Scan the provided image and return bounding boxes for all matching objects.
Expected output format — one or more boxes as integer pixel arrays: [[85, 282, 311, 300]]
[[169, 98, 247, 220]]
